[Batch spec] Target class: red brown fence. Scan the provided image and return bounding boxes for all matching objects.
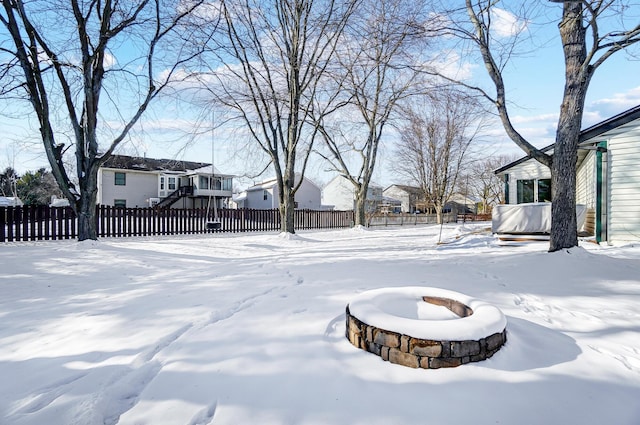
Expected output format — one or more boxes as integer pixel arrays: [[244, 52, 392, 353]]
[[0, 206, 355, 242]]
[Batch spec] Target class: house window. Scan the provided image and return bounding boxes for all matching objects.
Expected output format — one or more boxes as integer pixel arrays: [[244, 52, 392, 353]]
[[114, 199, 126, 208], [517, 178, 551, 203], [504, 174, 509, 204], [223, 177, 232, 191], [114, 172, 126, 186], [168, 177, 177, 191], [517, 179, 534, 204], [199, 176, 209, 190], [263, 190, 268, 201], [160, 177, 165, 190], [538, 179, 552, 202]]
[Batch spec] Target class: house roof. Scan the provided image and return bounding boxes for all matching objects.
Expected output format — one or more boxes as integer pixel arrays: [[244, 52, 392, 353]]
[[494, 104, 640, 175], [245, 174, 320, 192], [325, 174, 383, 190], [187, 165, 233, 177], [579, 104, 640, 142], [246, 178, 278, 192], [233, 192, 247, 202], [101, 155, 210, 172], [384, 184, 422, 195]]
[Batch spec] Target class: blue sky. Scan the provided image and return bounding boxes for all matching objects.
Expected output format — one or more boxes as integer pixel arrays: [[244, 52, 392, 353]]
[[1, 3, 639, 189]]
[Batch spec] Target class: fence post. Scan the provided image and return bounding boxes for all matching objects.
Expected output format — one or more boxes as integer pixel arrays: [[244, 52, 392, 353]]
[[0, 207, 5, 242]]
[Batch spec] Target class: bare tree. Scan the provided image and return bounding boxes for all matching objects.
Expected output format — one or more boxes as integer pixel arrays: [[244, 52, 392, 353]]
[[465, 154, 518, 214], [199, 0, 359, 233], [445, 0, 640, 251], [395, 89, 486, 223], [315, 0, 429, 226], [0, 0, 206, 240]]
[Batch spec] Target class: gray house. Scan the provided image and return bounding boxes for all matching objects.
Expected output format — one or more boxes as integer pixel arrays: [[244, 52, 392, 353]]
[[98, 155, 234, 209], [495, 105, 640, 244], [237, 174, 324, 210]]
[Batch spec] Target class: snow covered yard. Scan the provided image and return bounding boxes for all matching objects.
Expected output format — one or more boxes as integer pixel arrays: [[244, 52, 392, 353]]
[[1, 223, 639, 425]]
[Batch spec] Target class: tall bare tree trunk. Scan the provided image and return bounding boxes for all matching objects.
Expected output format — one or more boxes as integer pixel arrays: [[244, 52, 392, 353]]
[[550, 2, 592, 252], [354, 184, 367, 226], [279, 169, 296, 233], [77, 176, 99, 240]]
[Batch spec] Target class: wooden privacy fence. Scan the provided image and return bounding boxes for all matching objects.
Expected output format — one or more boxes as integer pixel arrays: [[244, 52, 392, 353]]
[[0, 206, 355, 243]]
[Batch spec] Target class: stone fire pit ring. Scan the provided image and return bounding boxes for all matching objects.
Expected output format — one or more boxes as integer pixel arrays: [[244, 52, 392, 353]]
[[345, 287, 507, 369]]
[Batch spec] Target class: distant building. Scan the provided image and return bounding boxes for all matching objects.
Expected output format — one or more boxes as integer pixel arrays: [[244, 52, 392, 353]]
[[238, 174, 325, 210], [322, 175, 384, 212], [98, 155, 234, 209], [383, 185, 423, 213]]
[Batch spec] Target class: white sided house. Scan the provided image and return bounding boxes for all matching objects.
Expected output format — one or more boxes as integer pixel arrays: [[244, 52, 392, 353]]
[[322, 175, 384, 212], [240, 175, 323, 210], [495, 105, 640, 244], [98, 155, 234, 209]]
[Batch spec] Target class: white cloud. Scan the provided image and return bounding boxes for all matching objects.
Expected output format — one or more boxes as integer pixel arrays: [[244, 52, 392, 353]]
[[103, 52, 117, 69], [491, 8, 528, 38], [512, 113, 558, 125], [590, 86, 640, 113], [428, 50, 477, 81]]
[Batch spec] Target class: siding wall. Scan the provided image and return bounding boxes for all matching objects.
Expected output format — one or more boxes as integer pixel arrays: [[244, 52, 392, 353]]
[[294, 179, 323, 209], [607, 131, 640, 243], [322, 176, 355, 210], [246, 188, 275, 209], [504, 160, 551, 204], [99, 169, 157, 207], [576, 152, 596, 208], [576, 152, 596, 234], [383, 186, 412, 212]]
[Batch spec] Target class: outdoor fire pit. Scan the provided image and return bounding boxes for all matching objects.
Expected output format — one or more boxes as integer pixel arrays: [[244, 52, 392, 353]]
[[345, 287, 507, 369]]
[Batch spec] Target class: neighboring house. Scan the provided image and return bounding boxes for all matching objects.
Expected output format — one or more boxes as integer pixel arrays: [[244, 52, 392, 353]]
[[383, 184, 476, 215], [383, 185, 423, 213], [98, 155, 234, 209], [445, 193, 478, 215], [240, 174, 324, 210], [495, 104, 640, 244], [322, 175, 384, 212]]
